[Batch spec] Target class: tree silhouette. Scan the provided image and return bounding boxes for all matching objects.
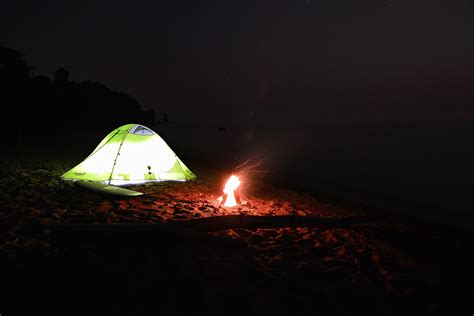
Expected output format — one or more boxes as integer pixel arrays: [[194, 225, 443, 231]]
[[0, 46, 156, 152], [54, 67, 69, 83], [1, 46, 34, 147], [0, 46, 32, 82]]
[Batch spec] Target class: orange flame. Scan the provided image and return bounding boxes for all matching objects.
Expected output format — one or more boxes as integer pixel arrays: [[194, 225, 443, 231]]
[[218, 175, 241, 207]]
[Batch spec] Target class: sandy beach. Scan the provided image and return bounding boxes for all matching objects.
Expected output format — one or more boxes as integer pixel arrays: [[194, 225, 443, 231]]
[[0, 152, 473, 315]]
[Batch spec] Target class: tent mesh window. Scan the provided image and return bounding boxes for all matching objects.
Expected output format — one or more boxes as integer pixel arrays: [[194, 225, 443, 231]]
[[129, 125, 155, 135]]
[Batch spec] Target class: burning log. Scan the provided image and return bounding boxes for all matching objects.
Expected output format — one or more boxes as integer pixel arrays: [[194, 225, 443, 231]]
[[219, 190, 241, 206]]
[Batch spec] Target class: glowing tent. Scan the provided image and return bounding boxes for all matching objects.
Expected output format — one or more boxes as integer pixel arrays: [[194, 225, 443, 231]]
[[61, 124, 196, 185]]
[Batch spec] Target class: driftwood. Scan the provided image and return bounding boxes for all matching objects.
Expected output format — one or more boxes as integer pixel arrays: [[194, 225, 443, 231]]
[[51, 215, 375, 248]]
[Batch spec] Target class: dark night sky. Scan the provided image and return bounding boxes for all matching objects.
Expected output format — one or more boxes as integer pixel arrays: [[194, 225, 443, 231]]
[[2, 0, 474, 125]]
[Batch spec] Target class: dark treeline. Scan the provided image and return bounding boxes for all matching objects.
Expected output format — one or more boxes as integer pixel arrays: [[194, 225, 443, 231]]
[[1, 46, 155, 153]]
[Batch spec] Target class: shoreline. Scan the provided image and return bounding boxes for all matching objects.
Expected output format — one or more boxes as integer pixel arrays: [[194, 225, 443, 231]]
[[269, 172, 474, 234]]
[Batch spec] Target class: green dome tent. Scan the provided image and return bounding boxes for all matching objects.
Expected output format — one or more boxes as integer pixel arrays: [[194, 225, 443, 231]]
[[61, 124, 196, 185]]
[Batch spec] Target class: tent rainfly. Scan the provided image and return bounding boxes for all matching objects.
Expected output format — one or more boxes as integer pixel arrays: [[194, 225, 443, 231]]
[[61, 124, 196, 185]]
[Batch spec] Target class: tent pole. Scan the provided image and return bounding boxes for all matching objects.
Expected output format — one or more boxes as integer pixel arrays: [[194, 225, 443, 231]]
[[108, 127, 131, 185], [87, 130, 120, 160], [175, 155, 187, 181]]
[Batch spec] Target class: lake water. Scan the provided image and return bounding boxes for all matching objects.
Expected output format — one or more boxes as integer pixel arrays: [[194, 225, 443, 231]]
[[156, 119, 474, 230]]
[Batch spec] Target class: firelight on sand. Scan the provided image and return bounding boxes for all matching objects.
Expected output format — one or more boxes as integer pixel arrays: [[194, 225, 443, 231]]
[[218, 175, 241, 207]]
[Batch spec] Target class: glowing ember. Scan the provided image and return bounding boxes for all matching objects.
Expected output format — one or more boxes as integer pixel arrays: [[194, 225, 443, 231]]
[[218, 175, 241, 207]]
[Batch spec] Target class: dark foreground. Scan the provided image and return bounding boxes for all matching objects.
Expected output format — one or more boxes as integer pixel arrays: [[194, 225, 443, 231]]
[[0, 153, 473, 316]]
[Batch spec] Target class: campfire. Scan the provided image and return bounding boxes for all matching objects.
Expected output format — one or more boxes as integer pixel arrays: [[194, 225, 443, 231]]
[[218, 175, 241, 207]]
